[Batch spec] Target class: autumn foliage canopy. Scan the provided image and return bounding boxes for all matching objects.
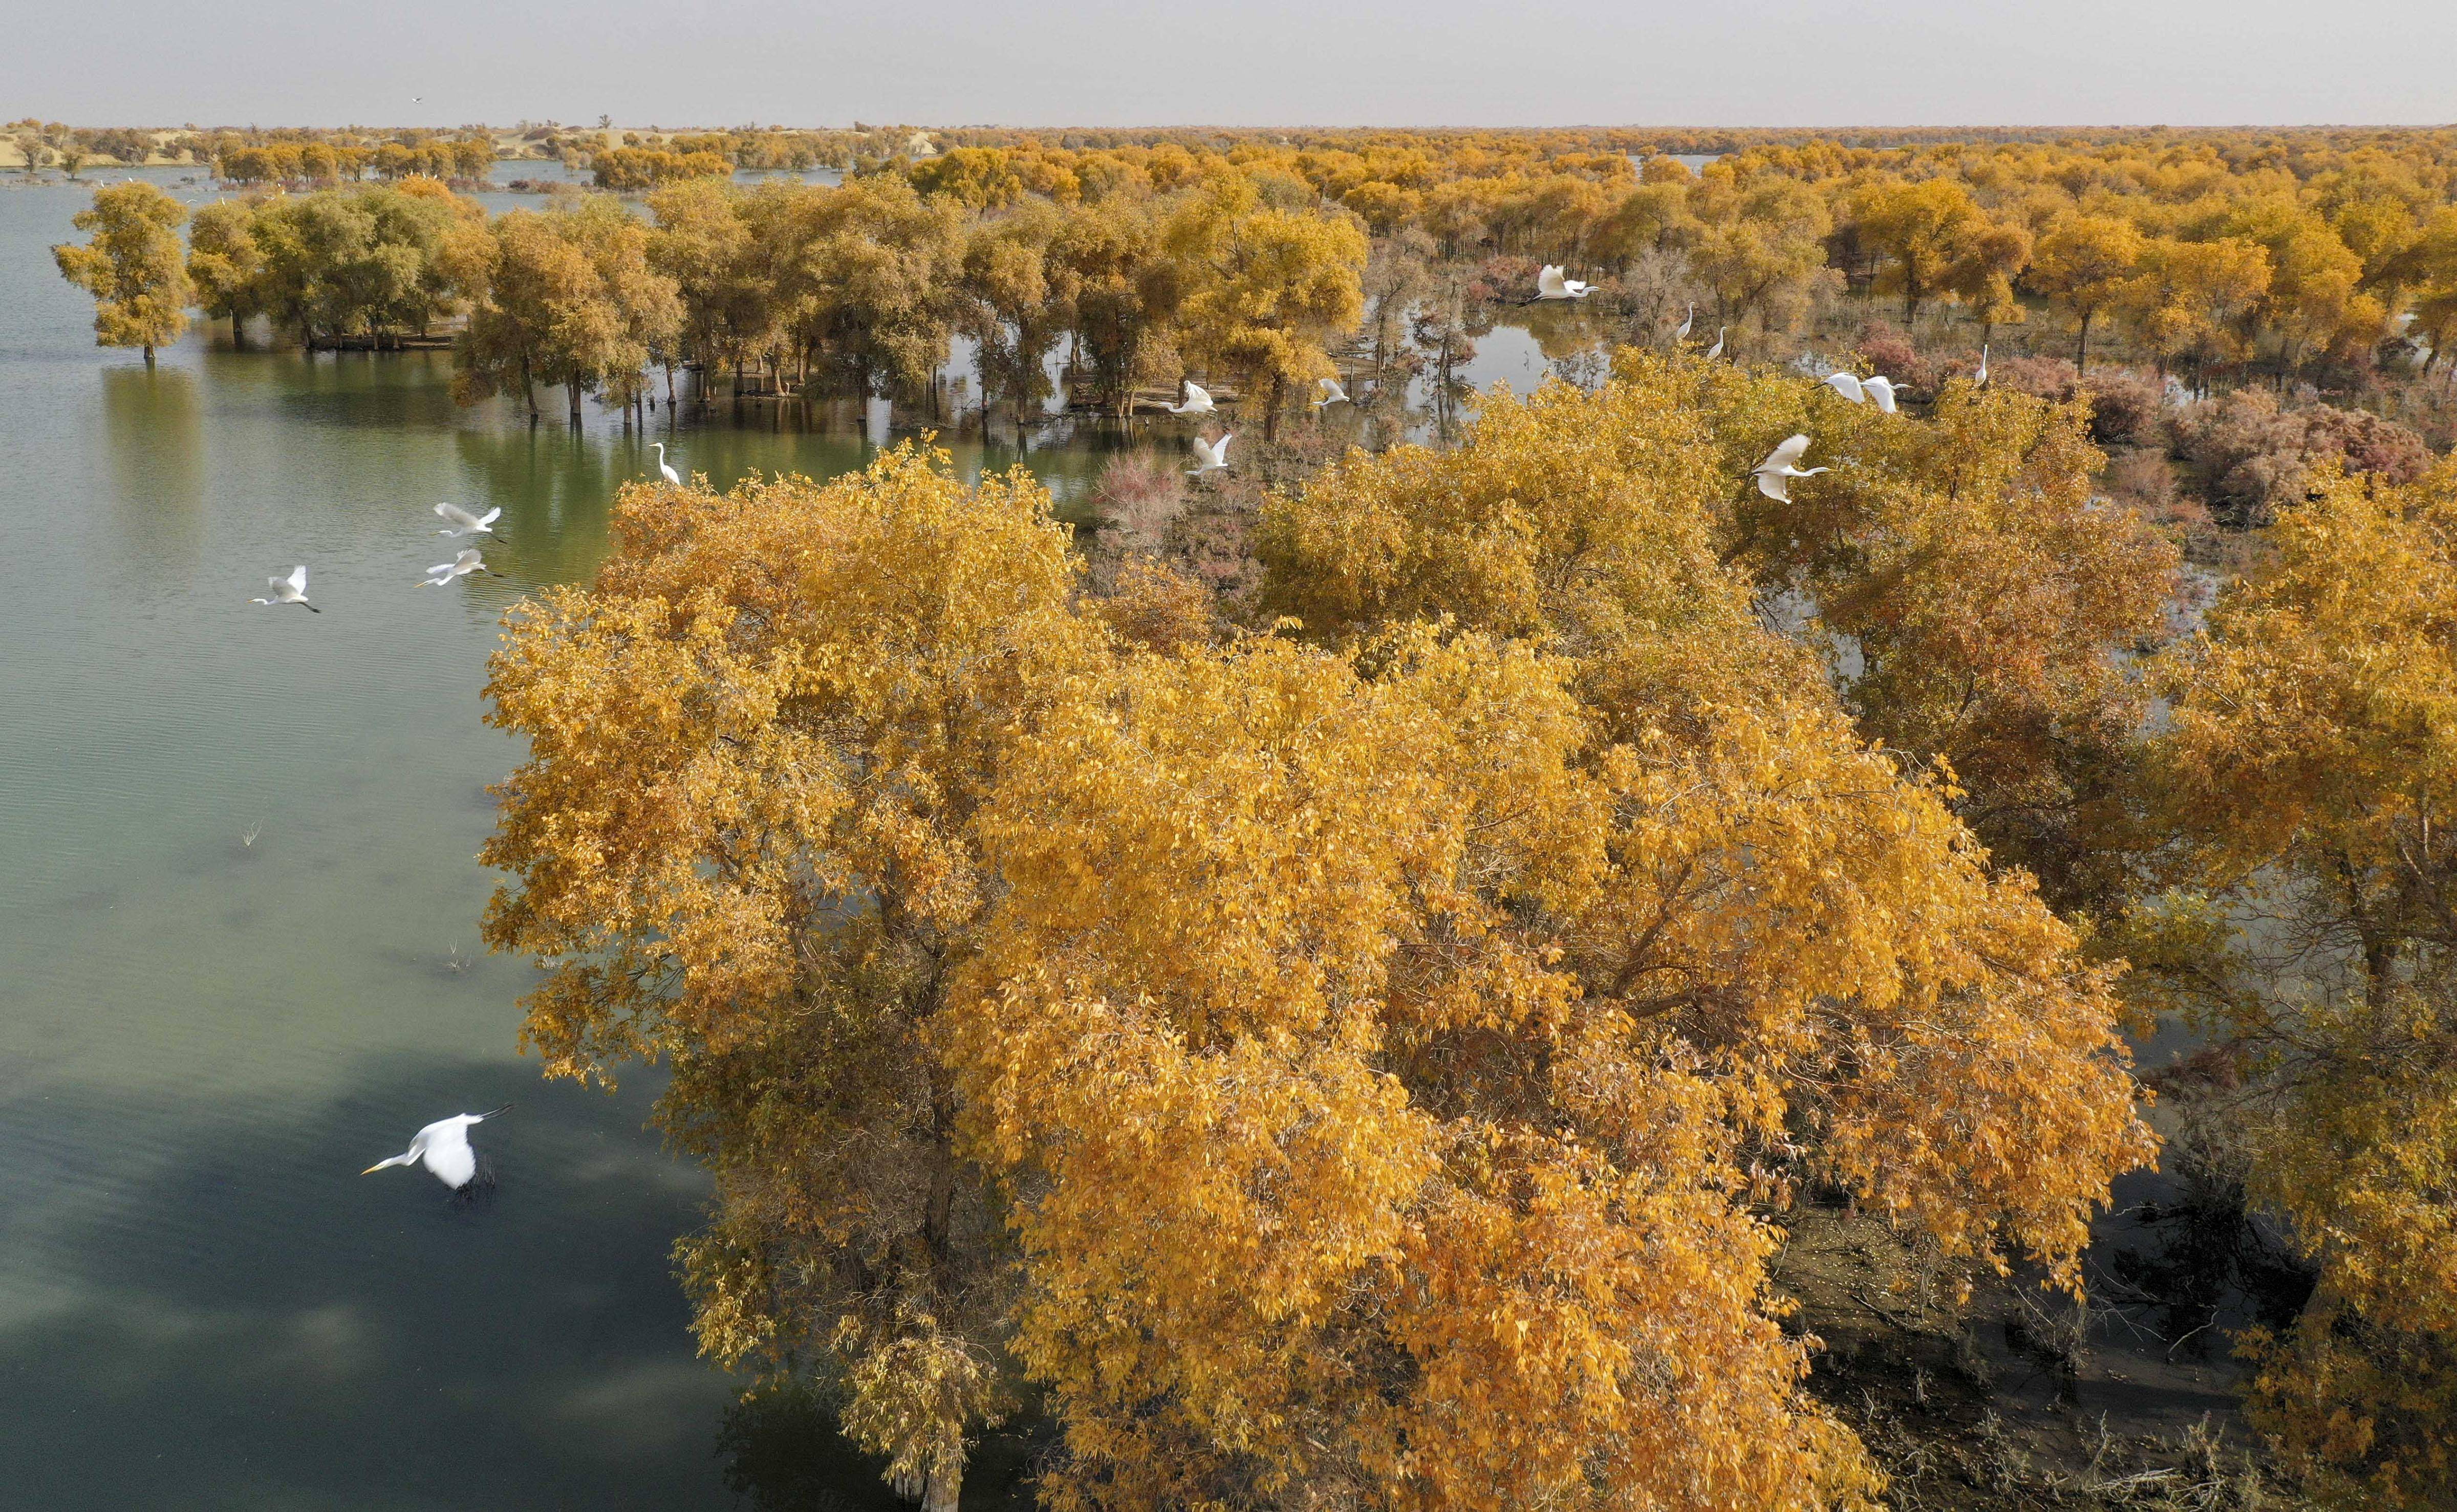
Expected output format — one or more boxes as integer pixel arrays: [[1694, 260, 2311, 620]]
[[481, 357, 2160, 1509]]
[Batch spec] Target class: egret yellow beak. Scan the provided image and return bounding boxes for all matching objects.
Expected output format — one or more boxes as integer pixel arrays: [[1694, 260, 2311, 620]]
[[360, 1163, 386, 1175]]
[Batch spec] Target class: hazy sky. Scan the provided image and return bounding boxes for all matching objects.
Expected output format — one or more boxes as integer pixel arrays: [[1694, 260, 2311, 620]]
[[6, 0, 2452, 128]]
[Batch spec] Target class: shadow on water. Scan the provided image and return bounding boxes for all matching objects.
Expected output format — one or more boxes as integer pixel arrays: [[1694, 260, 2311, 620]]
[[720, 1376, 1046, 1512], [0, 1057, 738, 1509], [100, 362, 204, 566]]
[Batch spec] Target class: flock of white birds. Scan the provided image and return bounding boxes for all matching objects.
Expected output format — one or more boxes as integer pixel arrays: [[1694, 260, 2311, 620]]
[[1525, 264, 1990, 510], [297, 277, 1959, 1191], [247, 451, 688, 1191], [246, 501, 502, 616]]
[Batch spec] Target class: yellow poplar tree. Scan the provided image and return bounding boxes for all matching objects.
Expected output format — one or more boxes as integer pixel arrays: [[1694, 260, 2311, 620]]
[[2140, 459, 2457, 1507], [1642, 351, 2181, 918], [1165, 171, 1367, 440], [1853, 176, 1981, 323], [486, 418, 2154, 1512], [485, 447, 1099, 1512], [53, 179, 192, 366], [185, 197, 264, 345], [2030, 214, 2145, 371], [2122, 235, 2272, 387]]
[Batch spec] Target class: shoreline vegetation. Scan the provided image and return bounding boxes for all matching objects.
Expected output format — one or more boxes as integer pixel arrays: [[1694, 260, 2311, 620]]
[[46, 119, 2457, 1511]]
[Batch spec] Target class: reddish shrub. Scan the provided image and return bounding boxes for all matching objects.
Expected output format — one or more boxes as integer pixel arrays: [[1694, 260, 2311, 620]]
[[1852, 322, 1937, 393], [1987, 355, 2078, 400], [2173, 390, 2432, 527], [2071, 371, 2165, 448], [1468, 254, 1540, 305]]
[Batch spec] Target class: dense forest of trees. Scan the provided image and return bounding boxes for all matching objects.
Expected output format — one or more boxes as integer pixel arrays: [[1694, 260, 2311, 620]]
[[477, 361, 2457, 1510], [43, 123, 2457, 433], [45, 122, 2457, 1509]]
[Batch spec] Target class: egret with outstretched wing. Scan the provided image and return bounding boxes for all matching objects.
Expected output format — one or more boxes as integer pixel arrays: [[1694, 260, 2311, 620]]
[[1750, 434, 1831, 503], [1535, 264, 1592, 300], [250, 565, 318, 613], [434, 502, 501, 537], [362, 1107, 513, 1191], [1188, 433, 1233, 478], [420, 548, 501, 587]]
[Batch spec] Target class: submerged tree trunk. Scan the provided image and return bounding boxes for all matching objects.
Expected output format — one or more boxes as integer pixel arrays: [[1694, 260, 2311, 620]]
[[567, 378, 583, 426], [142, 344, 156, 368]]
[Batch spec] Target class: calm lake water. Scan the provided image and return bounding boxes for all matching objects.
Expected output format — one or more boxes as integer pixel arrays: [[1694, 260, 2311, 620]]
[[0, 167, 1590, 1509]]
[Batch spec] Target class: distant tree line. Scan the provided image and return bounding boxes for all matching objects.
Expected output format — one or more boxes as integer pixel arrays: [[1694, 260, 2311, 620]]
[[48, 126, 2457, 423]]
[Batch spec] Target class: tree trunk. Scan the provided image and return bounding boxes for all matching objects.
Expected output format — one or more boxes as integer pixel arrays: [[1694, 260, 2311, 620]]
[[143, 344, 156, 368], [1265, 373, 1284, 443], [2076, 312, 2092, 374], [567, 379, 583, 425], [920, 1465, 961, 1512]]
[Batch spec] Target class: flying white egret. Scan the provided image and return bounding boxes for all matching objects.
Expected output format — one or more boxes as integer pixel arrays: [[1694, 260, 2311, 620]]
[[1861, 375, 1900, 414], [1750, 434, 1831, 503], [1163, 381, 1216, 416], [652, 441, 681, 486], [434, 502, 501, 537], [250, 565, 318, 613], [1187, 433, 1233, 479], [1704, 327, 1726, 361], [1973, 344, 1989, 387], [1675, 301, 1694, 340], [1822, 371, 1866, 404], [362, 1106, 513, 1191], [419, 548, 500, 587], [1535, 264, 1593, 300], [1312, 377, 1350, 408]]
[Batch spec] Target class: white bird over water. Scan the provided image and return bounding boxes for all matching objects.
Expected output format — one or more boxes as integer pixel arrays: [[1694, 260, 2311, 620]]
[[1862, 375, 1901, 414], [1535, 264, 1593, 300], [434, 502, 500, 537], [1822, 371, 1866, 404], [652, 441, 681, 486], [1751, 434, 1831, 503], [1312, 377, 1350, 408], [250, 565, 318, 613], [419, 548, 500, 587], [362, 1106, 512, 1191], [1163, 381, 1216, 416], [1974, 344, 1990, 387], [1704, 327, 1726, 360], [1675, 301, 1694, 340], [1188, 433, 1233, 478]]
